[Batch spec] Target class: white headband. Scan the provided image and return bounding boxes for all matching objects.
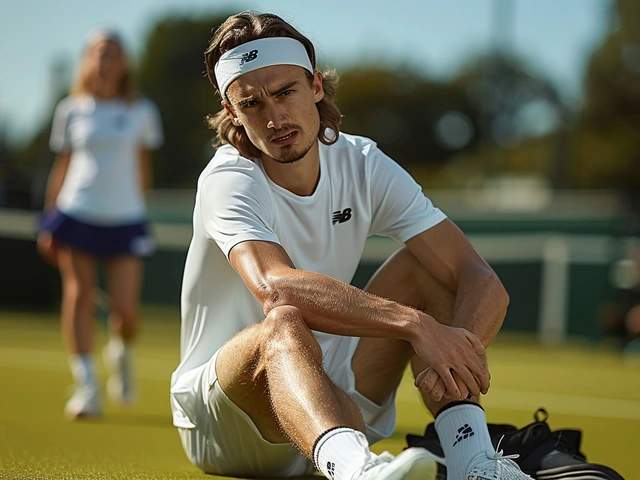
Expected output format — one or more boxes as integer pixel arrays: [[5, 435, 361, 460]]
[[214, 37, 314, 99]]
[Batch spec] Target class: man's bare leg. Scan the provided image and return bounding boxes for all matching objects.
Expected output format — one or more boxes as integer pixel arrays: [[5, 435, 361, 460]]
[[216, 305, 365, 455]]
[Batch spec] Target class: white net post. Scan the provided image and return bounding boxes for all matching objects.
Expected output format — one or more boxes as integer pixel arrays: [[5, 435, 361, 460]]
[[539, 236, 570, 345]]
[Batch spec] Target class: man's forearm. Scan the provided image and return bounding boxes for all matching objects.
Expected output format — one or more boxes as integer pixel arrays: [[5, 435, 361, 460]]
[[264, 268, 425, 341]]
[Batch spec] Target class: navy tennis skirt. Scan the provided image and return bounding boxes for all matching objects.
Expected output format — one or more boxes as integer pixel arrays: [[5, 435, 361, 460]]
[[38, 210, 156, 258]]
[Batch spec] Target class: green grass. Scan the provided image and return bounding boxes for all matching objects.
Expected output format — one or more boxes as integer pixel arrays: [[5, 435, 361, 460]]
[[0, 307, 638, 479]]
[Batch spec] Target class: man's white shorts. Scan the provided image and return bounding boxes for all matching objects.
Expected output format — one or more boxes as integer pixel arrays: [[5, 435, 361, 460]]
[[177, 337, 398, 477]]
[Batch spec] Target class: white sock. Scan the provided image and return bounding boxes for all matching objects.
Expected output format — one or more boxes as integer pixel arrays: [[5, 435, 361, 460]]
[[435, 402, 494, 480], [68, 354, 96, 388], [105, 337, 133, 383], [106, 336, 128, 359], [313, 427, 373, 480]]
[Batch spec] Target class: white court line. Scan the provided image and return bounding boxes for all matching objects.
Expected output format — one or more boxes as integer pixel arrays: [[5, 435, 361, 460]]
[[482, 388, 640, 422], [397, 387, 640, 422], [4, 346, 640, 421], [0, 346, 174, 381]]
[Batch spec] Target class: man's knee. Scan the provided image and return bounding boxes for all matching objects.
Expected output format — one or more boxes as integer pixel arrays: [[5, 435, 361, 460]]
[[258, 306, 322, 368], [217, 307, 316, 385]]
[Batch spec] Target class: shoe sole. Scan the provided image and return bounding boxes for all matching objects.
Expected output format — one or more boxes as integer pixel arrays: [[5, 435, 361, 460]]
[[64, 408, 101, 421], [536, 464, 625, 480], [431, 462, 621, 480], [382, 448, 438, 480], [64, 387, 101, 421]]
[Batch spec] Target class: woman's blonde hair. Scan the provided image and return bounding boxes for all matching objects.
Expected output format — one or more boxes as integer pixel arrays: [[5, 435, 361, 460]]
[[204, 11, 342, 159], [70, 32, 136, 102]]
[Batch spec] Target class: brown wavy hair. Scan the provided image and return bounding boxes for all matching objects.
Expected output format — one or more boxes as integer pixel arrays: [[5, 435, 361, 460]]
[[71, 35, 136, 102], [204, 11, 342, 159]]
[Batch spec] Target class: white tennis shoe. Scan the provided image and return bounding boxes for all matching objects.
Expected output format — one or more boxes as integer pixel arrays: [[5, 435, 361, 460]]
[[64, 385, 101, 420], [466, 448, 533, 480], [351, 448, 437, 480]]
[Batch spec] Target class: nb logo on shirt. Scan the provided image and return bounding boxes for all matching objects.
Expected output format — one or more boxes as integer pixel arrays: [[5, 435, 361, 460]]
[[240, 49, 259, 65], [332, 208, 352, 225]]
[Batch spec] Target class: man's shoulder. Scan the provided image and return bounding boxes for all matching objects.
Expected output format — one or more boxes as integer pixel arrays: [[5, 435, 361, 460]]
[[322, 132, 386, 174], [331, 132, 379, 156], [209, 144, 258, 168], [199, 145, 264, 183]]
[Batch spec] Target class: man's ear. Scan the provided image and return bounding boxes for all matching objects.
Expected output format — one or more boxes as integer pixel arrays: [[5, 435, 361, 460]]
[[313, 71, 325, 103], [222, 101, 242, 126], [222, 101, 235, 118]]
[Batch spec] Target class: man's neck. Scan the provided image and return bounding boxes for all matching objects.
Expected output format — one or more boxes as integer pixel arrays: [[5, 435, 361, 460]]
[[261, 142, 321, 197]]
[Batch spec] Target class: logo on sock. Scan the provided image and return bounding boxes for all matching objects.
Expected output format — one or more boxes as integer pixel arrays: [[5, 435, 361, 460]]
[[327, 461, 335, 479], [452, 423, 475, 447]]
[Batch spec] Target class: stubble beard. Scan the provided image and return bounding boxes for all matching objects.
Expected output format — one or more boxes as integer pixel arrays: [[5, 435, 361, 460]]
[[266, 135, 317, 164]]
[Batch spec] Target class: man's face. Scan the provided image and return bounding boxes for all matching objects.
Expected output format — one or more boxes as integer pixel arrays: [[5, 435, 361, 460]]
[[225, 65, 324, 163]]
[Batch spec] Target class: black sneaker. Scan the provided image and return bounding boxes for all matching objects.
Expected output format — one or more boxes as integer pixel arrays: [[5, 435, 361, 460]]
[[406, 408, 625, 480]]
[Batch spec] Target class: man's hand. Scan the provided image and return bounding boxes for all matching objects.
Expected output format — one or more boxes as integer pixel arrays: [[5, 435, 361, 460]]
[[415, 367, 482, 402], [410, 318, 489, 401]]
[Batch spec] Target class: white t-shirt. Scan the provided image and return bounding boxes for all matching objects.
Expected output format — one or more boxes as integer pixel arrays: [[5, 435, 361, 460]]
[[49, 95, 163, 224], [170, 132, 447, 428]]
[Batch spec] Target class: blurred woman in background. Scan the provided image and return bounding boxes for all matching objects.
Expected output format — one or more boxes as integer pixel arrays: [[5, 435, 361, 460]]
[[37, 29, 164, 420]]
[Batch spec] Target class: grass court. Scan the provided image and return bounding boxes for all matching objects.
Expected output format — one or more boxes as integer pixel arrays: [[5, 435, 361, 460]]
[[0, 307, 638, 479]]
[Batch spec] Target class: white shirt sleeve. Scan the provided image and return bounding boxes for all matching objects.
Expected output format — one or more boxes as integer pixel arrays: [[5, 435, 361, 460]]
[[200, 166, 280, 258], [367, 146, 447, 243], [138, 99, 164, 149], [49, 98, 72, 153]]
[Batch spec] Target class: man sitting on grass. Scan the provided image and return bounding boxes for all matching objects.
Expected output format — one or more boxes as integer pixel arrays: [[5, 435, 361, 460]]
[[170, 10, 532, 480]]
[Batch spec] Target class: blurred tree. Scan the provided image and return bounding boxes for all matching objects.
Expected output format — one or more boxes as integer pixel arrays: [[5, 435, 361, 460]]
[[0, 121, 10, 207], [138, 14, 234, 187], [6, 56, 71, 209], [454, 54, 564, 150], [338, 66, 481, 170], [577, 0, 640, 190], [430, 54, 565, 188], [11, 127, 51, 209]]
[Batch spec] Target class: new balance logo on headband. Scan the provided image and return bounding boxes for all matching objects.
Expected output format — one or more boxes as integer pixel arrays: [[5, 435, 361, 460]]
[[240, 49, 259, 65]]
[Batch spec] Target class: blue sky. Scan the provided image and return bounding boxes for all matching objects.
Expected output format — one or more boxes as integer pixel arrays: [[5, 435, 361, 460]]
[[0, 0, 611, 145]]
